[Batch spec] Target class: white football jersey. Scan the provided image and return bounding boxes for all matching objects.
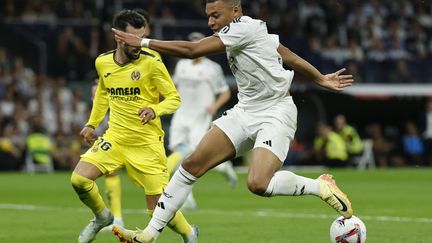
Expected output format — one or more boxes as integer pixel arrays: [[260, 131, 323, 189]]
[[173, 58, 229, 115], [217, 16, 294, 110]]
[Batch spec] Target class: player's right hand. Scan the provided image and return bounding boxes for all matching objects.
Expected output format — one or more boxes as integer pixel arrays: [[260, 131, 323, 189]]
[[80, 126, 96, 145]]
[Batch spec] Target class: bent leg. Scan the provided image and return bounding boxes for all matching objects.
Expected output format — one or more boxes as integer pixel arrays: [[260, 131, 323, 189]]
[[146, 125, 236, 238], [72, 161, 113, 243], [247, 148, 320, 197], [71, 161, 106, 214], [146, 194, 193, 241]]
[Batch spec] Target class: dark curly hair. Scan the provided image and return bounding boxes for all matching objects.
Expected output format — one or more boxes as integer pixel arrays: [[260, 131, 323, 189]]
[[112, 9, 146, 31]]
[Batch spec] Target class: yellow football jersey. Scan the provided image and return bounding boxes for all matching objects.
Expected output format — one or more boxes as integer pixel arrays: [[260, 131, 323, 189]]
[[86, 49, 180, 146], [142, 47, 161, 59]]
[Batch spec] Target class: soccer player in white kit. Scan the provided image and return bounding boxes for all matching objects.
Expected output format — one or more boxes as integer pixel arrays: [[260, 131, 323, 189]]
[[112, 1, 354, 242], [167, 32, 237, 210]]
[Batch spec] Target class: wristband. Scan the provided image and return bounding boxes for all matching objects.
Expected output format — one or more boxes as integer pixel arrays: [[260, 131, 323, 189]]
[[140, 38, 150, 47]]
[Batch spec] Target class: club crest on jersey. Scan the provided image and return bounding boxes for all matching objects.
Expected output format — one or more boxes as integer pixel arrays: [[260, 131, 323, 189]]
[[131, 71, 141, 81]]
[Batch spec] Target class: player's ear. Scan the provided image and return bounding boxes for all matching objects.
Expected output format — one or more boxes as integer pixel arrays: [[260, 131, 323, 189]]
[[232, 3, 242, 15]]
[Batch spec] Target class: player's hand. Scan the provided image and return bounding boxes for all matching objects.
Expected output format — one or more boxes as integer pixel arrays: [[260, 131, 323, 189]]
[[206, 106, 217, 116], [138, 107, 155, 125], [318, 68, 354, 92], [112, 28, 142, 47], [80, 126, 96, 145]]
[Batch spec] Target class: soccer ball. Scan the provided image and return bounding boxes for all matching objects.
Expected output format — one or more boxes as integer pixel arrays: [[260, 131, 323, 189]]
[[330, 215, 367, 243]]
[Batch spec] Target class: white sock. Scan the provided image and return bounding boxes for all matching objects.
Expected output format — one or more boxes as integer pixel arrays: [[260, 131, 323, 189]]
[[145, 166, 197, 238], [264, 171, 320, 197]]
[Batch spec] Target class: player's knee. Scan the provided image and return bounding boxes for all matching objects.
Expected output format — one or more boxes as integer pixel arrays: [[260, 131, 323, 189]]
[[181, 157, 200, 176], [70, 171, 93, 193], [247, 178, 268, 196], [181, 155, 208, 178]]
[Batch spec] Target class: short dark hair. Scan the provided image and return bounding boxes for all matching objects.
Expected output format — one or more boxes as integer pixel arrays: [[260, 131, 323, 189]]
[[133, 8, 151, 25], [112, 9, 146, 31]]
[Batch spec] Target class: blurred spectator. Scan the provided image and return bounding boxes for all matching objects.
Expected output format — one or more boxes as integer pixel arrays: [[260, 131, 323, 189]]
[[12, 57, 36, 98], [55, 27, 89, 80], [388, 60, 411, 83], [24, 121, 54, 172], [368, 123, 405, 167], [0, 123, 21, 170], [402, 120, 425, 166], [0, 84, 17, 119], [333, 114, 364, 164], [2, 0, 432, 83], [0, 47, 12, 78], [314, 122, 348, 167], [52, 131, 74, 170]]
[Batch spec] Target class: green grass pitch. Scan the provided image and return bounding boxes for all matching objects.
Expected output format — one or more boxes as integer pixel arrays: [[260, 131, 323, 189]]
[[0, 168, 431, 242]]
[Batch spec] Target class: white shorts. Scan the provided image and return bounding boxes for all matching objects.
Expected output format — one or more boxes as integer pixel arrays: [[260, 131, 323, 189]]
[[169, 112, 212, 150], [213, 96, 297, 162]]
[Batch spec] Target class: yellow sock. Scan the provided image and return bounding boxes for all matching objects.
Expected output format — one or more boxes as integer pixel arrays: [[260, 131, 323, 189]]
[[166, 152, 182, 175], [105, 174, 122, 218], [148, 209, 192, 239], [71, 172, 105, 214]]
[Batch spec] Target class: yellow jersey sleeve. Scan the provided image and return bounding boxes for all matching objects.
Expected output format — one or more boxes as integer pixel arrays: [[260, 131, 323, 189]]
[[142, 47, 161, 59], [86, 60, 109, 128], [148, 59, 181, 117]]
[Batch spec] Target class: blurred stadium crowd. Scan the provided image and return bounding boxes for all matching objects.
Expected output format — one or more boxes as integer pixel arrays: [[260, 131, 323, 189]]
[[1, 0, 432, 171]]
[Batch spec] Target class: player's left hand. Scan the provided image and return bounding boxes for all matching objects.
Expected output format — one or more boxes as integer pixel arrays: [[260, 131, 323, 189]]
[[112, 28, 142, 47], [138, 107, 155, 125], [319, 68, 354, 92]]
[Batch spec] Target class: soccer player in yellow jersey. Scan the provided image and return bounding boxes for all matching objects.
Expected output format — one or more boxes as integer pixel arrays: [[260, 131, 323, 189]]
[[101, 9, 163, 232], [71, 9, 198, 243]]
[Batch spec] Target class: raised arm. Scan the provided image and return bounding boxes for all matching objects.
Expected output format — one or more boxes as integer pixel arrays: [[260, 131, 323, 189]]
[[277, 43, 354, 92], [112, 28, 226, 59]]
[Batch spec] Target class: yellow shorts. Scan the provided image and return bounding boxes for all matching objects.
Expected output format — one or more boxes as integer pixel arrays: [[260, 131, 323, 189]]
[[80, 135, 169, 195]]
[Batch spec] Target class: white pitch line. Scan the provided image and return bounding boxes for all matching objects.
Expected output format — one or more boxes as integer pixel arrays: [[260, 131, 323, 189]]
[[1, 203, 431, 224]]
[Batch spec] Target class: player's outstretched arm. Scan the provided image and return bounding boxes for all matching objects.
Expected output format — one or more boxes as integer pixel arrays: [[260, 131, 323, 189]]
[[112, 28, 225, 58], [277, 44, 353, 92]]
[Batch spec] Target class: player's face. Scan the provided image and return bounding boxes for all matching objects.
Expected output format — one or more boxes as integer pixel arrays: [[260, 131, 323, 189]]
[[205, 1, 238, 33], [122, 24, 146, 60]]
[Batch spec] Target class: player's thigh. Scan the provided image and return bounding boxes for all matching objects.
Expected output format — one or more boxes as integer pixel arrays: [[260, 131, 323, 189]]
[[79, 136, 124, 176], [183, 125, 236, 177], [211, 106, 253, 156], [124, 142, 169, 196], [73, 161, 102, 180], [248, 147, 283, 189]]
